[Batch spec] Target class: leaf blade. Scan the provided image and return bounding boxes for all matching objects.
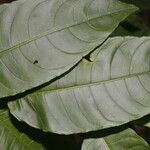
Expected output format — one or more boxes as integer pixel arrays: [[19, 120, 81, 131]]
[[0, 109, 44, 150], [8, 36, 150, 134], [0, 0, 137, 98], [81, 129, 150, 150]]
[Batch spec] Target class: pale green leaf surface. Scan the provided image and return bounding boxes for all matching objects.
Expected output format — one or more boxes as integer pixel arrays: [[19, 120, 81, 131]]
[[145, 122, 150, 128], [0, 0, 137, 98], [0, 109, 44, 150], [8, 37, 150, 134], [82, 129, 150, 150]]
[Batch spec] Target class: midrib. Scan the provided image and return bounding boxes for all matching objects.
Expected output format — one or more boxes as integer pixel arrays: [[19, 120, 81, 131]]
[[34, 70, 150, 95], [0, 7, 135, 57]]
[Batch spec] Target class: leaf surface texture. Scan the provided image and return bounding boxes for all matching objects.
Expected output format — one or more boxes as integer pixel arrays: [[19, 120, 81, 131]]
[[82, 129, 150, 150], [8, 37, 150, 134], [0, 109, 44, 150], [0, 0, 136, 98]]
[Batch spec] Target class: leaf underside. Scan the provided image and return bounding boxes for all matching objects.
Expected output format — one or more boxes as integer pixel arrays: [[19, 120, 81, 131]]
[[145, 122, 150, 128], [0, 0, 137, 98], [0, 109, 44, 150], [82, 129, 150, 150], [8, 36, 150, 134], [1, 1, 150, 150]]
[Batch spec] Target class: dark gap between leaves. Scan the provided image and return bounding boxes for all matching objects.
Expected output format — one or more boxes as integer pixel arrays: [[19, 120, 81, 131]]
[[120, 21, 141, 32], [137, 9, 150, 27], [132, 125, 150, 145], [0, 0, 15, 4], [9, 112, 82, 150], [82, 114, 149, 139], [9, 111, 150, 150]]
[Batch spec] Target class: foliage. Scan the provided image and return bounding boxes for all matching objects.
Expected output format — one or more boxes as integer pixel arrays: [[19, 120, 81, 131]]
[[0, 0, 150, 149]]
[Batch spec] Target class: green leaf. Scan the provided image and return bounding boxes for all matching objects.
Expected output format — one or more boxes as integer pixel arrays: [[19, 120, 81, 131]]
[[145, 122, 150, 128], [0, 0, 137, 98], [8, 36, 150, 134], [82, 129, 150, 150], [0, 109, 44, 150]]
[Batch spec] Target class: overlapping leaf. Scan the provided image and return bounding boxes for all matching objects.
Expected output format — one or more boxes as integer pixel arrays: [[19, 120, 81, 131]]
[[0, 109, 44, 150], [82, 129, 150, 150], [0, 0, 137, 98], [145, 122, 150, 128], [8, 37, 150, 134]]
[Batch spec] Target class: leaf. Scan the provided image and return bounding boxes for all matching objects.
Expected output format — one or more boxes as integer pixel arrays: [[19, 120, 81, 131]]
[[0, 0, 137, 98], [8, 36, 150, 134], [145, 122, 150, 128], [81, 129, 150, 150], [0, 109, 44, 150]]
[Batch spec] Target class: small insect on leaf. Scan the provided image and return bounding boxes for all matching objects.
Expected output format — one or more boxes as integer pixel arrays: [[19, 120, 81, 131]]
[[33, 60, 38, 64]]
